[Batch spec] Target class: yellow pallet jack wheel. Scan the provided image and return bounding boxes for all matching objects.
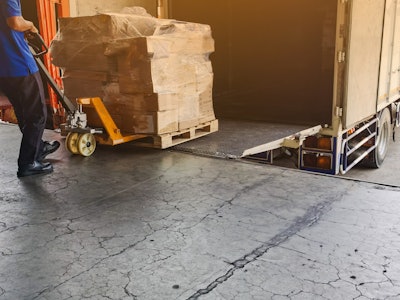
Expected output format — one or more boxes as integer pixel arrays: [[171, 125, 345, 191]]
[[65, 132, 80, 155], [77, 133, 96, 157]]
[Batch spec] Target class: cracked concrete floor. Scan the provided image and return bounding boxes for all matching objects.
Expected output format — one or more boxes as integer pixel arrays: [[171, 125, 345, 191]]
[[1, 123, 400, 300]]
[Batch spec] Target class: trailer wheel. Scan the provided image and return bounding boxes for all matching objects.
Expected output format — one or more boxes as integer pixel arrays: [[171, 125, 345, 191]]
[[65, 132, 80, 154], [364, 108, 391, 168], [77, 133, 96, 157]]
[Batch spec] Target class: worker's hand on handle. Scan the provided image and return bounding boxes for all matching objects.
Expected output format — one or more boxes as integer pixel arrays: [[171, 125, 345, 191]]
[[30, 24, 39, 34], [24, 22, 39, 42], [25, 31, 48, 57], [26, 24, 39, 35], [6, 16, 38, 33], [25, 30, 39, 41]]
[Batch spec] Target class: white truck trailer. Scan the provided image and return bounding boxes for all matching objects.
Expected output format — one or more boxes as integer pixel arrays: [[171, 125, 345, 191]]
[[164, 0, 400, 175]]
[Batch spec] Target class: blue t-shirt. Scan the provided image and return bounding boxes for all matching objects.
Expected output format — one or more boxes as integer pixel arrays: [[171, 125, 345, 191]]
[[0, 0, 38, 77]]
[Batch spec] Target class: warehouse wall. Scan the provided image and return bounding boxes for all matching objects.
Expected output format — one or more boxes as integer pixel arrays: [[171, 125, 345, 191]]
[[70, 0, 158, 17]]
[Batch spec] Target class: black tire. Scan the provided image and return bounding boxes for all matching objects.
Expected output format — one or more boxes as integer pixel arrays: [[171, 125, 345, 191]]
[[364, 108, 391, 168]]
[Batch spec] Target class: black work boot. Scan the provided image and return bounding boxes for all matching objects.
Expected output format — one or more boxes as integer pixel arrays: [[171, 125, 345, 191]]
[[17, 161, 53, 177], [38, 140, 60, 161]]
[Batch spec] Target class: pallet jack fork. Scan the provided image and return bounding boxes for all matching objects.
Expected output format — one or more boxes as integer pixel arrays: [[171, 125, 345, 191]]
[[28, 33, 146, 156], [62, 97, 147, 156]]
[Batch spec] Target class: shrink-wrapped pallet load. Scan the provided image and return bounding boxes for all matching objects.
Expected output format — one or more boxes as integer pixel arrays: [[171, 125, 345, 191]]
[[50, 7, 216, 136]]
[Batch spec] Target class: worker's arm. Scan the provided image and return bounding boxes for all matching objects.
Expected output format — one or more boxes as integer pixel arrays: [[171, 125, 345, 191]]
[[6, 16, 38, 33]]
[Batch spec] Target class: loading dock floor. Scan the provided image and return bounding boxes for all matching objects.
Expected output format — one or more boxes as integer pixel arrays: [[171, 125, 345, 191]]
[[172, 119, 314, 159], [1, 122, 400, 299]]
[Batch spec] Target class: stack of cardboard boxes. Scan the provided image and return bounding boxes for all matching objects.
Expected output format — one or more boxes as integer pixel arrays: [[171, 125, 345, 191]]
[[50, 8, 216, 135]]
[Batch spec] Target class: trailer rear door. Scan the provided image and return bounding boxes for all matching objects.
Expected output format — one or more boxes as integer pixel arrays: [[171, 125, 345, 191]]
[[377, 0, 400, 111], [342, 0, 385, 128]]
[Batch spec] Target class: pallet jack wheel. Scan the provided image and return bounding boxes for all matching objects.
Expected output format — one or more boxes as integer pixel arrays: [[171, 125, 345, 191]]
[[77, 133, 96, 157], [65, 132, 80, 155]]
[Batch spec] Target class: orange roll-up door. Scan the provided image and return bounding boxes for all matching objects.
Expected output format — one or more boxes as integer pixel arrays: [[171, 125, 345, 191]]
[[36, 0, 69, 128]]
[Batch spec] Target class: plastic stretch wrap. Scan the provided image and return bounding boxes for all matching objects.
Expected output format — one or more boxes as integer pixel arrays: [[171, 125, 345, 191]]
[[50, 7, 216, 134]]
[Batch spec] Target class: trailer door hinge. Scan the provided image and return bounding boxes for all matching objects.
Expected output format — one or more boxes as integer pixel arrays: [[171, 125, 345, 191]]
[[338, 51, 346, 63], [335, 106, 343, 117]]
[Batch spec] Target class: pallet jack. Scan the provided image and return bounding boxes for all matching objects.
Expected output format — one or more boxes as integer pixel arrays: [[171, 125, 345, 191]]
[[28, 33, 147, 156]]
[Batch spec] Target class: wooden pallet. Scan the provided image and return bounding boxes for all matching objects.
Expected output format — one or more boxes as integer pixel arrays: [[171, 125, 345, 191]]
[[135, 119, 218, 149]]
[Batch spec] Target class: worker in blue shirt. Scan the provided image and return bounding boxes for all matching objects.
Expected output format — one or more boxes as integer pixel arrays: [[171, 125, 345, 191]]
[[0, 0, 60, 177]]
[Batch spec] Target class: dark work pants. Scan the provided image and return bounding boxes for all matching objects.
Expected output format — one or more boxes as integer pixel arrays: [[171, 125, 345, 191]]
[[0, 72, 47, 168]]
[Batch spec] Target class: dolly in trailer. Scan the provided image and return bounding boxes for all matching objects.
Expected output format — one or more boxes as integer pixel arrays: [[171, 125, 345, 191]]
[[28, 33, 149, 157]]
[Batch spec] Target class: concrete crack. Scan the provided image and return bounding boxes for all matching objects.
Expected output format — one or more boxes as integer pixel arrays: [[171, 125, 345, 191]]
[[123, 271, 138, 299], [32, 235, 149, 299], [186, 197, 337, 299]]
